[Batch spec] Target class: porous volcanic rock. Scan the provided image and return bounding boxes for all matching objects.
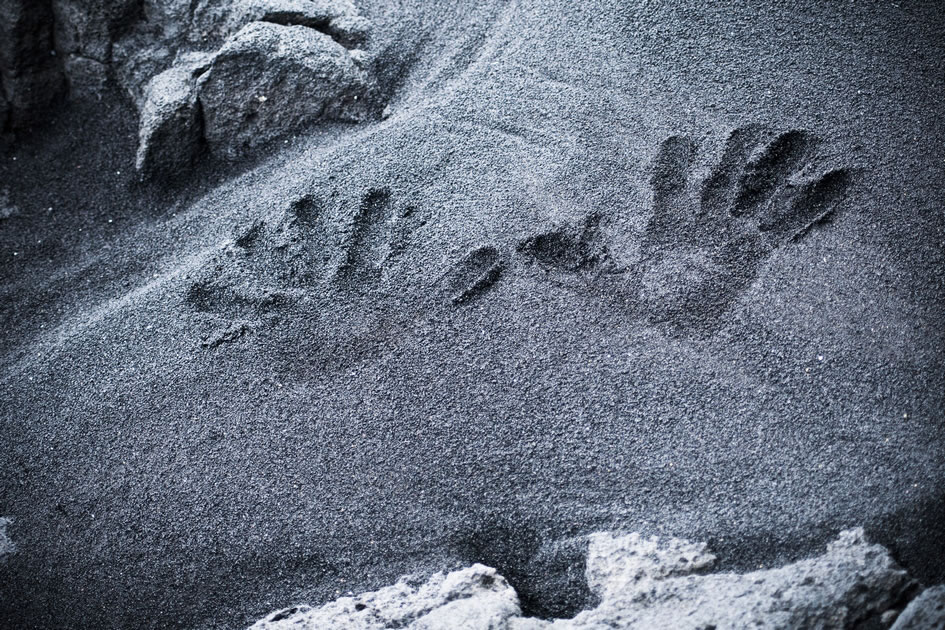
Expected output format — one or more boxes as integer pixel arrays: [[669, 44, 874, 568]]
[[249, 563, 521, 630], [248, 528, 928, 630]]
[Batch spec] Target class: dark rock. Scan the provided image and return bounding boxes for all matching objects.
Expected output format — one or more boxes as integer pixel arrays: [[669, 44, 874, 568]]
[[62, 54, 108, 99], [0, 79, 8, 130], [51, 0, 142, 62], [324, 14, 370, 48], [189, 0, 365, 50], [0, 188, 15, 219], [223, 0, 359, 29], [220, 0, 372, 48], [110, 0, 194, 104], [0, 0, 65, 128]]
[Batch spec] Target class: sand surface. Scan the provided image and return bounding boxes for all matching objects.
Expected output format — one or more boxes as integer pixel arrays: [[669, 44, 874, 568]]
[[1, 1, 944, 628]]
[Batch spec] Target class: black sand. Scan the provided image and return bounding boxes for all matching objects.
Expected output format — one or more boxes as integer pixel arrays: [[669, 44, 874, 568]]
[[1, 1, 944, 628]]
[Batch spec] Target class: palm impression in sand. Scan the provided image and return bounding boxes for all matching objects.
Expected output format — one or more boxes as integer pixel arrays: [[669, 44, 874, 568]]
[[635, 126, 851, 333], [188, 126, 851, 345], [507, 126, 852, 335], [186, 187, 420, 346]]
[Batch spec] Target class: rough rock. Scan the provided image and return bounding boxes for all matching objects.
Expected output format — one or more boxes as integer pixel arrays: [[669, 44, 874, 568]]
[[891, 585, 945, 630], [109, 0, 196, 106], [52, 0, 367, 102], [51, 0, 141, 63], [62, 53, 108, 99], [107, 0, 373, 88], [196, 20, 378, 160], [249, 564, 521, 630], [549, 528, 916, 629], [219, 0, 369, 46], [249, 529, 927, 630], [134, 53, 210, 177], [1, 0, 378, 165], [0, 0, 65, 129], [0, 517, 15, 560]]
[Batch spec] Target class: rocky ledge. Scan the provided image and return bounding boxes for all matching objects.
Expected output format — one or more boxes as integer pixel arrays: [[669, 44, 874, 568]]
[[249, 528, 945, 630]]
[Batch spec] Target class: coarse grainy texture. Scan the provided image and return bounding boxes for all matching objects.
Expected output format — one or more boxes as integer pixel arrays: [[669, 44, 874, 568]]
[[248, 529, 934, 630], [0, 1, 943, 629], [196, 21, 380, 160], [0, 517, 15, 560]]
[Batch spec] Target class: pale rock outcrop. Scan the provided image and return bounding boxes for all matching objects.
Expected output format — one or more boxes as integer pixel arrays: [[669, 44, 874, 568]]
[[249, 528, 942, 630], [547, 528, 915, 629], [249, 564, 521, 630]]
